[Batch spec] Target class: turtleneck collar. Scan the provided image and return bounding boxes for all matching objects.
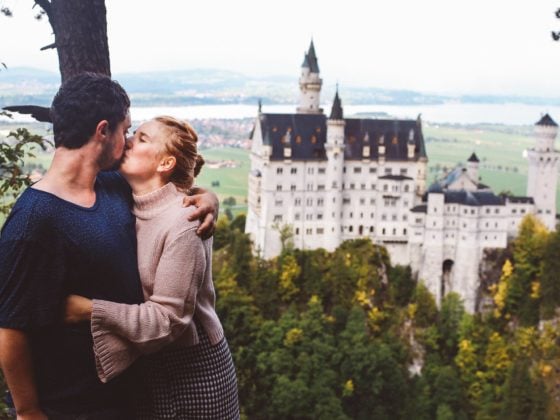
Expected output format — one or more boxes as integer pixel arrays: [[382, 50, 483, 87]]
[[132, 182, 182, 220]]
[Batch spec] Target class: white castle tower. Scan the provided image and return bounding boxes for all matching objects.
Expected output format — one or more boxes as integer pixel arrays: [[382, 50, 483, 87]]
[[296, 40, 323, 114], [324, 89, 345, 250], [526, 114, 559, 230]]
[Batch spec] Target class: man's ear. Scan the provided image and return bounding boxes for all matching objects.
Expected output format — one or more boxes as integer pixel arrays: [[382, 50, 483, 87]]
[[95, 120, 110, 140], [157, 155, 176, 174]]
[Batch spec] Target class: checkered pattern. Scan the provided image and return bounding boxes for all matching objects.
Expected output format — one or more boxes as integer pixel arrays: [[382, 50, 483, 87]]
[[135, 323, 239, 419]]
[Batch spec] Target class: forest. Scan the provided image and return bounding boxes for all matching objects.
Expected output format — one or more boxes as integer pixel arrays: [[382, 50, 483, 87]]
[[212, 214, 560, 419]]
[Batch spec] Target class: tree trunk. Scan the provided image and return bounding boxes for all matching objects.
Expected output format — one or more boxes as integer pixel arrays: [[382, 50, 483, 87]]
[[38, 0, 111, 81]]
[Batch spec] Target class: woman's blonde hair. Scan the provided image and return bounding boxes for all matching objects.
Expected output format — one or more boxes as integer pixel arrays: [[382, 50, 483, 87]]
[[155, 115, 204, 191]]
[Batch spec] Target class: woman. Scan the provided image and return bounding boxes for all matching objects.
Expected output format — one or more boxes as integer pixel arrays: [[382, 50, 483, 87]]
[[65, 116, 239, 419]]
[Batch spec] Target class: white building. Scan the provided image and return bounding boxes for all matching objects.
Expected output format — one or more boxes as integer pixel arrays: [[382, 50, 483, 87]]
[[245, 41, 558, 312]]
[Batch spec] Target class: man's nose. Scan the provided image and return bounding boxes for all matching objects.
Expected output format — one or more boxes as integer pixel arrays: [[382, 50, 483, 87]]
[[125, 137, 133, 149]]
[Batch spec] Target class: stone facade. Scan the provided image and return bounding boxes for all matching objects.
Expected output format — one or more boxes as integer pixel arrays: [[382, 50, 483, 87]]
[[245, 41, 558, 313]]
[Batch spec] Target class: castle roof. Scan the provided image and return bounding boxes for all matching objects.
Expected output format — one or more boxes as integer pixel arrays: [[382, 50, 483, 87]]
[[254, 113, 428, 162], [329, 90, 343, 120], [442, 190, 504, 207], [506, 196, 534, 204], [467, 152, 480, 163], [306, 40, 320, 73], [536, 113, 558, 127], [379, 175, 414, 181], [411, 204, 427, 213]]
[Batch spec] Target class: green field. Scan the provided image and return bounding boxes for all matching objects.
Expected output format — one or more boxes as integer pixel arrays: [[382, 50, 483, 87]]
[[1, 121, 558, 215]]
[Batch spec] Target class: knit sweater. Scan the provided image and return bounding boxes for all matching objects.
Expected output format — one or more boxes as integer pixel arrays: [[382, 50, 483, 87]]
[[90, 182, 223, 383]]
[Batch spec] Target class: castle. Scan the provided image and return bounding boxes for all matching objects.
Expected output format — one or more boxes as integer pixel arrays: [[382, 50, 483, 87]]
[[245, 41, 559, 312]]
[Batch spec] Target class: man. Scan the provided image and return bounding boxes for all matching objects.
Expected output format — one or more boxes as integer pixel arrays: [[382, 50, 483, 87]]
[[0, 73, 218, 419]]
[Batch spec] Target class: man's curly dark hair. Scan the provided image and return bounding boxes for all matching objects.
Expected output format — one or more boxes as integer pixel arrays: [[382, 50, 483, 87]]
[[50, 73, 130, 149]]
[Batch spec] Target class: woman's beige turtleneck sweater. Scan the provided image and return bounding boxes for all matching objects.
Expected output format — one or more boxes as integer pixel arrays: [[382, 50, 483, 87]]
[[90, 182, 223, 383]]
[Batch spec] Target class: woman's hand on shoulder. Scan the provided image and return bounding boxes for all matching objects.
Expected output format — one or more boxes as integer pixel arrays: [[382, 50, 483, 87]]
[[64, 294, 93, 323]]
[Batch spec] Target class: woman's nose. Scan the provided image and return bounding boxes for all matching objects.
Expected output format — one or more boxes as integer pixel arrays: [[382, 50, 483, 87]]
[[125, 137, 133, 149]]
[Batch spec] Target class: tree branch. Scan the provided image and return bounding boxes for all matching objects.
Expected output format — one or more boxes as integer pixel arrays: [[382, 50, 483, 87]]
[[33, 0, 52, 21], [40, 43, 56, 51]]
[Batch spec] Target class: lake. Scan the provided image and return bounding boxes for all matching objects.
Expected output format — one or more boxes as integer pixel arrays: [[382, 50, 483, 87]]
[[3, 102, 560, 125]]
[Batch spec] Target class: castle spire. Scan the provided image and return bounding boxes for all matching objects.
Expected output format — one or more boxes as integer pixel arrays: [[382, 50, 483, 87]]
[[329, 86, 343, 120], [307, 39, 320, 73]]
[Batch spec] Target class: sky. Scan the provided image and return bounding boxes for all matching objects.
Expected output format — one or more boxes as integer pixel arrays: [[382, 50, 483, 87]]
[[1, 0, 559, 98]]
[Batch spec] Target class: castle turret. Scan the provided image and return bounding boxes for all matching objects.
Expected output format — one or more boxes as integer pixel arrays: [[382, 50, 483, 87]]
[[297, 40, 323, 114], [527, 114, 559, 230], [467, 152, 480, 184], [324, 89, 345, 250]]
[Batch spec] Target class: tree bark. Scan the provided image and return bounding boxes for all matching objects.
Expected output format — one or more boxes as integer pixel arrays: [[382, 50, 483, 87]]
[[38, 0, 111, 81]]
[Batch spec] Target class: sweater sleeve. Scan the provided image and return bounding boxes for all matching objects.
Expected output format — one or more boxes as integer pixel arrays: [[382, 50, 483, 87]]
[[90, 227, 206, 382]]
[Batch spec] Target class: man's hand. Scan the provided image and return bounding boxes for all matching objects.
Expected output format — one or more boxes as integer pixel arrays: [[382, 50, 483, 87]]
[[0, 329, 46, 420], [16, 407, 48, 420], [64, 295, 93, 323], [183, 187, 219, 239]]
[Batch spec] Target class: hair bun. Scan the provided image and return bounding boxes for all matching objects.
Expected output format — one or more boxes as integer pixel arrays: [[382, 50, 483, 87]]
[[194, 154, 205, 177]]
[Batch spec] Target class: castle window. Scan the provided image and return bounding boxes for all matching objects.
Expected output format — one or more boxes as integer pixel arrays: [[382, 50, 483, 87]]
[[295, 198, 301, 206], [360, 213, 364, 218], [392, 214, 398, 221], [512, 209, 517, 214], [343, 198, 351, 204], [471, 209, 475, 215], [277, 168, 283, 174], [415, 218, 422, 224], [369, 167, 377, 173], [360, 198, 366, 205], [276, 185, 282, 191], [332, 181, 338, 188], [290, 185, 296, 191], [521, 209, 526, 214], [382, 228, 386, 235], [370, 198, 375, 205], [383, 184, 388, 192], [486, 208, 490, 214], [370, 226, 374, 233], [291, 167, 297, 174], [317, 198, 324, 206], [307, 184, 313, 190], [495, 222, 498, 228], [403, 228, 407, 235], [404, 185, 410, 192], [361, 184, 366, 190], [295, 228, 300, 235], [343, 167, 347, 173], [350, 212, 353, 218], [495, 209, 500, 214], [275, 199, 283, 206], [306, 198, 313, 206], [317, 214, 323, 220], [385, 168, 392, 174], [318, 168, 326, 174], [401, 168, 408, 175], [317, 228, 324, 234], [317, 185, 325, 191], [349, 226, 354, 232], [371, 184, 376, 190], [350, 183, 355, 189], [393, 228, 397, 235], [354, 167, 362, 174], [306, 228, 313, 235], [382, 214, 387, 221], [307, 167, 314, 174], [306, 214, 312, 220], [403, 215, 408, 221], [295, 213, 301, 221], [274, 215, 282, 222]]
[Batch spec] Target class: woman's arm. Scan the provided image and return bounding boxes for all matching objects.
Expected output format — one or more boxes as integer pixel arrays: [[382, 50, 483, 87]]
[[73, 227, 207, 381]]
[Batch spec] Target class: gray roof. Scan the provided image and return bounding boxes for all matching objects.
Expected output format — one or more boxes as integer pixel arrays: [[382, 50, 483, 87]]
[[442, 190, 504, 207], [536, 113, 558, 127], [253, 113, 428, 162], [468, 152, 480, 162], [411, 204, 427, 213], [330, 90, 343, 120], [507, 196, 534, 204], [306, 40, 320, 73]]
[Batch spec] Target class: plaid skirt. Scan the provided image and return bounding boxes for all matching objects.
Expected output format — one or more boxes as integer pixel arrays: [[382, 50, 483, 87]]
[[134, 323, 239, 420]]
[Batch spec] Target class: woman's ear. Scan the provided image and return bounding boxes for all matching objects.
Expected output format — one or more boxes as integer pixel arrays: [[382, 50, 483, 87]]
[[157, 155, 176, 174]]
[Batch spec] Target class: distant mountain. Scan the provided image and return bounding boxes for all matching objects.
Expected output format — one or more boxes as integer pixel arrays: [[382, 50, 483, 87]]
[[1, 67, 559, 108]]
